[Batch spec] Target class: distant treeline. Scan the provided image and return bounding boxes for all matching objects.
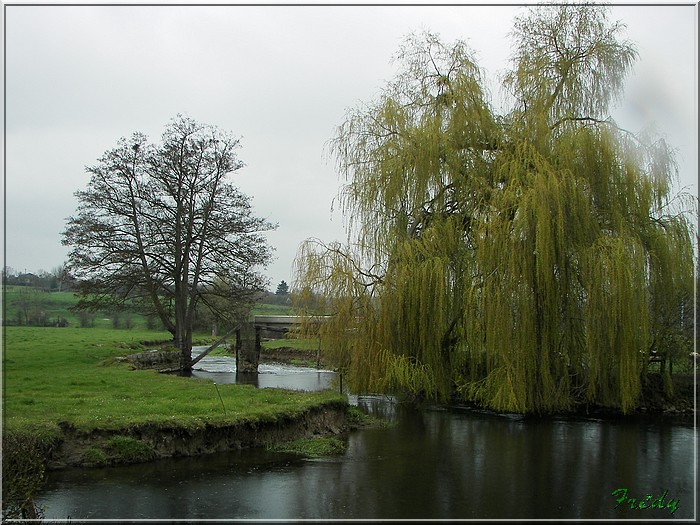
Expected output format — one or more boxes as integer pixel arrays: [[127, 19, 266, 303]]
[[2, 267, 76, 292]]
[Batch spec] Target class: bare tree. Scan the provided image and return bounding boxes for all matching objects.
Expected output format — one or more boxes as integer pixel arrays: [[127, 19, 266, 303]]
[[63, 115, 276, 369], [50, 263, 69, 292]]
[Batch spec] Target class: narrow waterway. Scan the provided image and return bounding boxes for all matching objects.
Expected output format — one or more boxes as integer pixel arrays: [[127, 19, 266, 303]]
[[36, 349, 696, 520], [188, 346, 337, 391]]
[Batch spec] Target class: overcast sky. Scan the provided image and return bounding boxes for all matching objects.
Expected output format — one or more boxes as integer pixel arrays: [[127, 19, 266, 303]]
[[3, 2, 698, 291]]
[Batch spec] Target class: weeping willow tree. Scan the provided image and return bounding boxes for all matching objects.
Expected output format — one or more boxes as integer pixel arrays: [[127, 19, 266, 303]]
[[294, 4, 696, 414]]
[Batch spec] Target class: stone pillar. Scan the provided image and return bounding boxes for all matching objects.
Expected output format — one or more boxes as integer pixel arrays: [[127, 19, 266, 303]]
[[236, 322, 260, 374]]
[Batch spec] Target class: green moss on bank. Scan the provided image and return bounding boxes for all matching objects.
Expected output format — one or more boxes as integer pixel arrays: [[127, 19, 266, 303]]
[[75, 435, 158, 467], [267, 436, 347, 458]]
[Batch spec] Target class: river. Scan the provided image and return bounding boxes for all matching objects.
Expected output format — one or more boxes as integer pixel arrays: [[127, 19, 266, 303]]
[[35, 348, 696, 520]]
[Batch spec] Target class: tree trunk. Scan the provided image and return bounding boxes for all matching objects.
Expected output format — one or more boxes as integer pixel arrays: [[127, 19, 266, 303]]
[[174, 309, 192, 371], [173, 273, 194, 371]]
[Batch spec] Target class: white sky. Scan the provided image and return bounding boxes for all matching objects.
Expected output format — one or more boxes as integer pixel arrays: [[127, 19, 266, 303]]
[[2, 1, 698, 291]]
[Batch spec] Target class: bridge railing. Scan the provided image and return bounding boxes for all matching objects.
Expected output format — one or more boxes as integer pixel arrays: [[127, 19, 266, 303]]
[[254, 315, 331, 336]]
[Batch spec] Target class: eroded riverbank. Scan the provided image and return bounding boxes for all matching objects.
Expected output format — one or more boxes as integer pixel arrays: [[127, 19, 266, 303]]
[[46, 399, 349, 470]]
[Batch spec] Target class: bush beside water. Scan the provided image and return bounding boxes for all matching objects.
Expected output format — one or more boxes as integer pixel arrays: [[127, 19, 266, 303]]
[[1, 424, 61, 520]]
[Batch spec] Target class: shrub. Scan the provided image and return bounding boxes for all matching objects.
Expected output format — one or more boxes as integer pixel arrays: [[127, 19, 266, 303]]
[[1, 427, 60, 520]]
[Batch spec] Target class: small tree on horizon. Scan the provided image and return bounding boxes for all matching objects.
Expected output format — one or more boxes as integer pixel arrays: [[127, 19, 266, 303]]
[[275, 280, 290, 296]]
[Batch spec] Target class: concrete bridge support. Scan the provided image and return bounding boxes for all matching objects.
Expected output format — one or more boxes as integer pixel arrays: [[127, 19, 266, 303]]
[[235, 322, 261, 373]]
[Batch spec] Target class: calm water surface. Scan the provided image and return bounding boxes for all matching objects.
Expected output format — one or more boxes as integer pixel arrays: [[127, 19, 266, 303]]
[[36, 350, 697, 520]]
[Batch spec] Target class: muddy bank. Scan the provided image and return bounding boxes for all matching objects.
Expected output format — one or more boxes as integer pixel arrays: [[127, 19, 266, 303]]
[[46, 401, 348, 470]]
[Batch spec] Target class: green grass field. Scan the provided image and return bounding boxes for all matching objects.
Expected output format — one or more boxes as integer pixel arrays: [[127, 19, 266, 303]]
[[2, 326, 344, 435], [3, 286, 152, 329], [252, 303, 296, 316], [2, 285, 296, 330]]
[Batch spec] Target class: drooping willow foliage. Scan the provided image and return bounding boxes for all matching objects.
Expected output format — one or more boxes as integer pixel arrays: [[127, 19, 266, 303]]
[[293, 5, 696, 414]]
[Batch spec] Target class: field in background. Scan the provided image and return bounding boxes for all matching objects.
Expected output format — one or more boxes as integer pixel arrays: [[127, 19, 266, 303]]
[[2, 284, 328, 369], [2, 285, 295, 330]]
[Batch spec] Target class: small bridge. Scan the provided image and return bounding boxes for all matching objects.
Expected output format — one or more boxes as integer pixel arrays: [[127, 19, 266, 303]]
[[253, 315, 330, 337], [189, 315, 330, 370], [254, 315, 305, 334]]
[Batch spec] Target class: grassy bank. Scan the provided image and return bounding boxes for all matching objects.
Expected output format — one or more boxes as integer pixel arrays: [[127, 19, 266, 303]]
[[3, 327, 343, 433], [1, 326, 346, 518], [261, 337, 326, 367], [3, 326, 345, 432]]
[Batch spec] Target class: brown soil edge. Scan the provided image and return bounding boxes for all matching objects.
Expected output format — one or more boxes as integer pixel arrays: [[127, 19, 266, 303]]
[[46, 400, 348, 471]]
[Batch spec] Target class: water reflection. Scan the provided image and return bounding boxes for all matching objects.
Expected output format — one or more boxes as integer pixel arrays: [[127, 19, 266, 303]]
[[38, 395, 695, 520]]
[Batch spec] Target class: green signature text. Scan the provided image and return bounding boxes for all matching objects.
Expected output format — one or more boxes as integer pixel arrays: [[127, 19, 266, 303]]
[[612, 488, 679, 515]]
